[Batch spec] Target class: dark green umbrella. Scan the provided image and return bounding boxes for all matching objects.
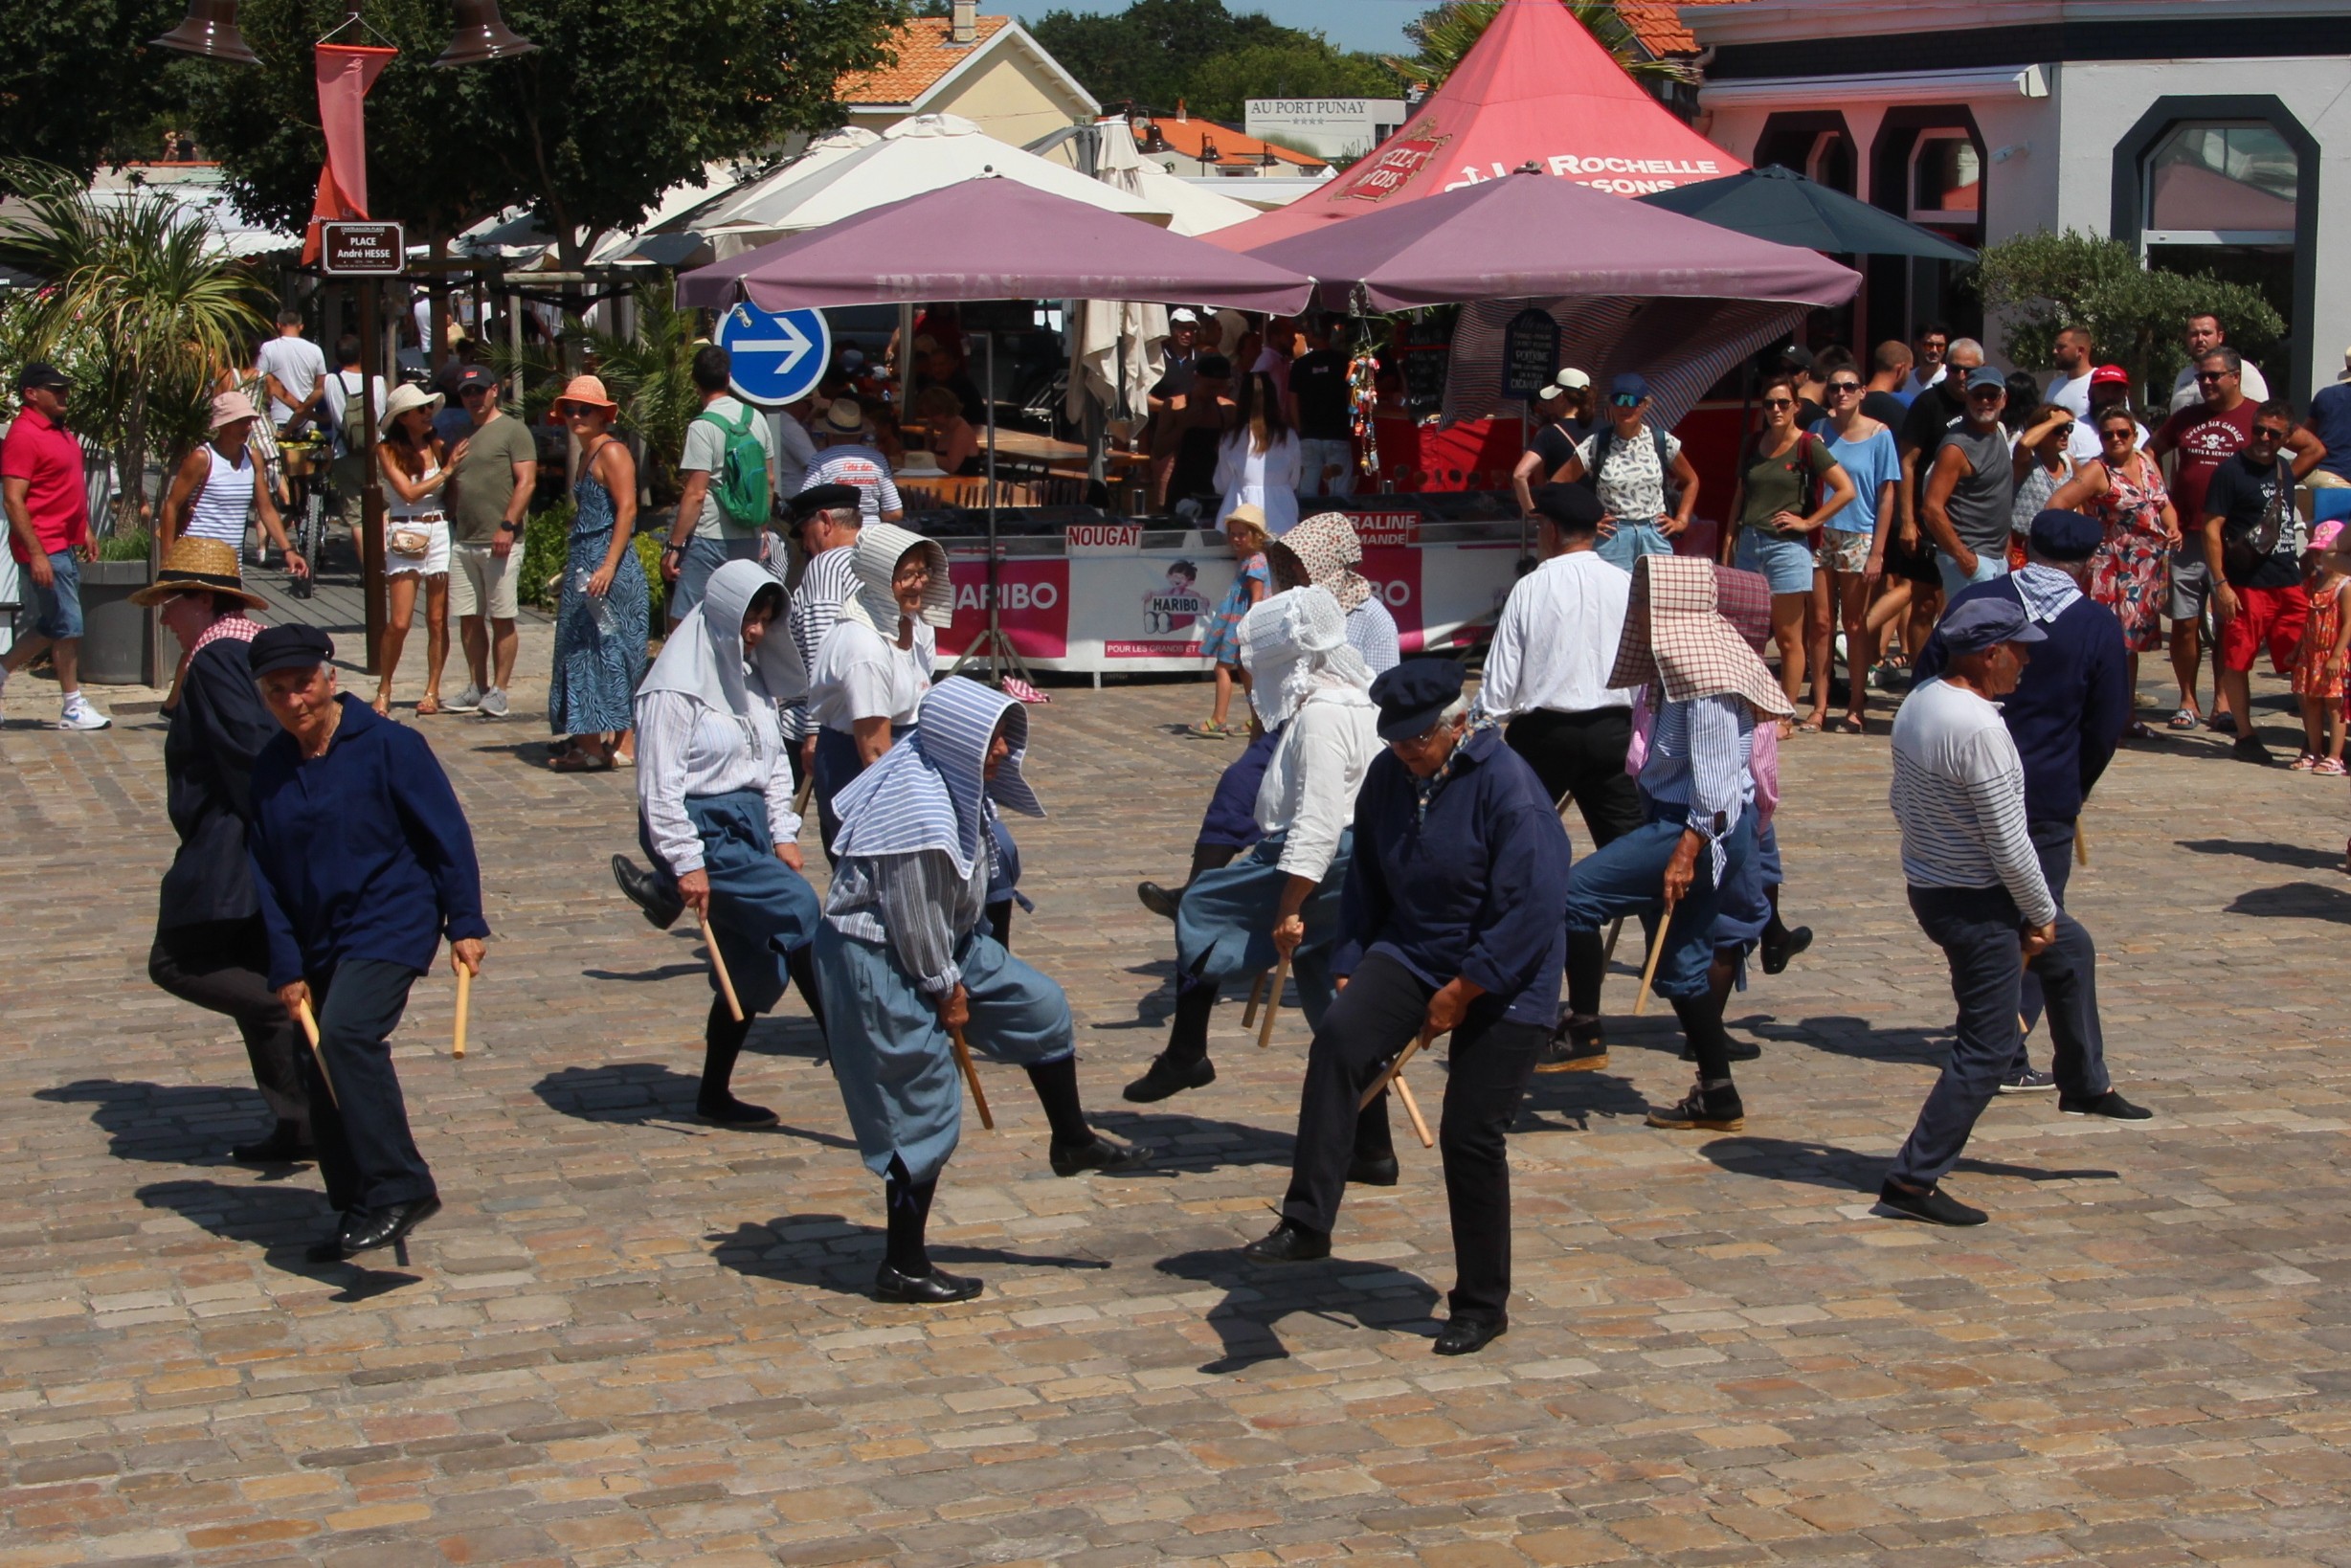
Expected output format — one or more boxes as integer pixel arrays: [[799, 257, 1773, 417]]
[[1636, 165, 1977, 261]]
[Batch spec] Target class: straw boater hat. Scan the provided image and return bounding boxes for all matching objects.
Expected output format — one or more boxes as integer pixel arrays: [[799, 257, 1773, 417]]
[[130, 536, 268, 611], [823, 396, 866, 435], [378, 381, 444, 433], [1220, 502, 1268, 539], [1606, 554, 1792, 717]]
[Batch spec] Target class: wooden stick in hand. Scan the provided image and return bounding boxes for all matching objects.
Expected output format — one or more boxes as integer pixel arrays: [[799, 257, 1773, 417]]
[[1242, 970, 1267, 1029], [1632, 896, 1677, 1018], [1255, 956, 1288, 1049], [947, 1023, 995, 1131], [293, 997, 340, 1109], [1392, 1071, 1434, 1150], [2074, 822, 2089, 867], [699, 910, 744, 1022], [453, 965, 472, 1059], [1360, 1027, 1436, 1112]]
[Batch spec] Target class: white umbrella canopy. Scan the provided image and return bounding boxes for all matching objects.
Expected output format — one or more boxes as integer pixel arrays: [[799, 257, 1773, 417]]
[[1069, 119, 1171, 423], [1130, 163, 1258, 237], [693, 127, 882, 258], [718, 114, 1169, 251]]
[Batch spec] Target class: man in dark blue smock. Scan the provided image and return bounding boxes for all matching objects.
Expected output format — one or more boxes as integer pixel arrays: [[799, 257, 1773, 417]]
[[245, 625, 488, 1264], [1243, 659, 1570, 1358]]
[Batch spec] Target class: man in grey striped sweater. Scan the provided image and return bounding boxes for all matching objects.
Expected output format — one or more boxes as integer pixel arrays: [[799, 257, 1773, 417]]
[[1883, 597, 2146, 1226]]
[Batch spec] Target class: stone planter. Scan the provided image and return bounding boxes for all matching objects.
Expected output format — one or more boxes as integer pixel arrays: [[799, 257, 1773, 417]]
[[78, 558, 156, 686]]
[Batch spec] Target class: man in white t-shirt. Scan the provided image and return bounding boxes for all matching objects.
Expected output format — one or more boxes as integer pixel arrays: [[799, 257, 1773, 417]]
[[2167, 312, 2269, 413], [661, 345, 776, 630], [255, 312, 327, 435], [2044, 325, 2094, 418], [1900, 323, 1950, 399], [2066, 365, 2152, 466]]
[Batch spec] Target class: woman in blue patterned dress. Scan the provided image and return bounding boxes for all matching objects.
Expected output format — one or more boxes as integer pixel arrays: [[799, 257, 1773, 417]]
[[549, 375, 650, 772]]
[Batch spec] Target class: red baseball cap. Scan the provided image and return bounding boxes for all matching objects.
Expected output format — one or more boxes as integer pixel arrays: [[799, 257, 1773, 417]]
[[2090, 364, 2130, 387]]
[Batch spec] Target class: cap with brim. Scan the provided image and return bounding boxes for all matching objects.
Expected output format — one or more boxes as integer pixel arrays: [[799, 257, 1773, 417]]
[[789, 482, 862, 524], [210, 390, 260, 431], [2090, 364, 2131, 387], [2027, 507, 2101, 563], [17, 361, 70, 392], [1369, 657, 1467, 742], [456, 367, 499, 393], [1170, 307, 1200, 324], [1965, 364, 2008, 392], [131, 536, 268, 610], [247, 623, 335, 678], [1939, 595, 2047, 654], [1532, 483, 1603, 532], [1609, 371, 1649, 405]]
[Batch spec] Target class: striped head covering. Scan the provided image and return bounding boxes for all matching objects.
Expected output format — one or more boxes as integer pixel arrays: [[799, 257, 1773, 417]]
[[839, 523, 952, 636], [1270, 512, 1372, 611], [830, 676, 1043, 878], [637, 559, 800, 757], [1241, 585, 1374, 728], [1606, 554, 1791, 717]]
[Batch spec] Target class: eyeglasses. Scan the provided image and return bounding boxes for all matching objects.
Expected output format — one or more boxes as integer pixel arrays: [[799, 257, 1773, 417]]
[[1827, 381, 1863, 395], [1388, 717, 1453, 750], [2100, 425, 2136, 439], [2195, 370, 2232, 382], [1760, 397, 1795, 410]]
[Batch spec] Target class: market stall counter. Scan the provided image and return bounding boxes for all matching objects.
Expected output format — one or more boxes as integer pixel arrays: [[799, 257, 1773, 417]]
[[907, 495, 1531, 682]]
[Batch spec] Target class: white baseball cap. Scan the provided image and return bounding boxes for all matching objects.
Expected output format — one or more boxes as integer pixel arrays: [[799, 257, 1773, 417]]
[[1169, 307, 1200, 324]]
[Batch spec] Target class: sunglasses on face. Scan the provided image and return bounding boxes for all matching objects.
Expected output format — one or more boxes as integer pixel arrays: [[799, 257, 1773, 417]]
[[1827, 381, 1863, 394], [2195, 370, 2232, 382], [1610, 394, 1643, 408], [2251, 427, 2290, 443], [2101, 425, 2136, 439], [1760, 397, 1795, 410]]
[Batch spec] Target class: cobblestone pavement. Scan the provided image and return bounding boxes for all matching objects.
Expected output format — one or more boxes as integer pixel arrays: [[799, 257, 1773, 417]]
[[4, 637, 2349, 1567]]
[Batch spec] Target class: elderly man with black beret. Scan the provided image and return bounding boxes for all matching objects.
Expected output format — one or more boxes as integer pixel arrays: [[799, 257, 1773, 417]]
[[1884, 596, 2146, 1229], [244, 624, 487, 1263], [1243, 658, 1570, 1358], [1914, 507, 2138, 1096]]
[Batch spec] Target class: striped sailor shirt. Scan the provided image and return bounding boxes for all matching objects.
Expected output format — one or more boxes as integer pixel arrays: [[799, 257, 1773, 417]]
[[1888, 677, 2057, 927]]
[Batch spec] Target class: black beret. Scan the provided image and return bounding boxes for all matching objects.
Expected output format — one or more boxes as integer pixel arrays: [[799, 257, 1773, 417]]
[[2027, 507, 2101, 563], [1368, 657, 1467, 743], [247, 623, 334, 679], [789, 482, 862, 523], [1532, 482, 1605, 532]]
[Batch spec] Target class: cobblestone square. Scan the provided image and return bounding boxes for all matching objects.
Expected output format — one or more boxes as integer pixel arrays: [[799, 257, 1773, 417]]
[[4, 638, 2348, 1566]]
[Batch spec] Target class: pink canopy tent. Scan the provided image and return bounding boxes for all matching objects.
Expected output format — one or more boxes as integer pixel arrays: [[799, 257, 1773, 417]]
[[1207, 0, 1742, 254], [674, 175, 1312, 314]]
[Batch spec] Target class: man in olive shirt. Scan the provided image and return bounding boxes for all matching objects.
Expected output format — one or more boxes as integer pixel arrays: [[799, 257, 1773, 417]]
[[443, 367, 538, 719]]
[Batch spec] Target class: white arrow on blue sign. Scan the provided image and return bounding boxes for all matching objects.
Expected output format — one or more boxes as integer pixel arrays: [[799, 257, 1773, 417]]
[[715, 302, 831, 406]]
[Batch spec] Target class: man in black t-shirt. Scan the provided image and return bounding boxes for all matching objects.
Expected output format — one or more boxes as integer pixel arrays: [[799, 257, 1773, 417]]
[[2203, 401, 2309, 763], [1288, 317, 1356, 499]]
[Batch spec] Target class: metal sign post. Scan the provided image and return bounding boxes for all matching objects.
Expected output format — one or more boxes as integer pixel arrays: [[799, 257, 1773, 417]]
[[323, 221, 404, 673]]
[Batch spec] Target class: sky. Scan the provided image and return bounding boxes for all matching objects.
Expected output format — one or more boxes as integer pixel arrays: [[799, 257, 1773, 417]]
[[1000, 1, 1422, 55]]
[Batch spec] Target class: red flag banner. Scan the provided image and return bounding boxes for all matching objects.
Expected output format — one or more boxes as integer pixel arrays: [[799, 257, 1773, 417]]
[[302, 43, 396, 264]]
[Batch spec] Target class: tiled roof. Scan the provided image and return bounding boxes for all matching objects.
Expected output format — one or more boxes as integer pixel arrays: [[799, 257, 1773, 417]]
[[838, 14, 1012, 106], [1134, 116, 1327, 170], [1620, 0, 1753, 58]]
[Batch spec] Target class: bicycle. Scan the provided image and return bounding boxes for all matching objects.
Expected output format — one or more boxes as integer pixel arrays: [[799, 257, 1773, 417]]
[[279, 435, 333, 599]]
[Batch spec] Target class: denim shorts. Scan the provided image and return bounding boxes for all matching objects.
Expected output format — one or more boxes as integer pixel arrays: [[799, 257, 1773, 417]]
[[670, 531, 765, 621], [14, 549, 82, 640], [1936, 548, 2009, 604], [1734, 528, 1818, 594]]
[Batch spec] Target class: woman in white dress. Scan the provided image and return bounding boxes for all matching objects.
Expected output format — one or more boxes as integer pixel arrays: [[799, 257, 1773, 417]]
[[1214, 370, 1303, 536], [374, 384, 459, 716]]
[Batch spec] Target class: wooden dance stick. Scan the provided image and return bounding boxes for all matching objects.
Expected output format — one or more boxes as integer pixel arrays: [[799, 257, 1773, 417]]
[[947, 1024, 995, 1131], [1393, 1070, 1435, 1150], [698, 910, 744, 1022], [292, 997, 340, 1109], [1242, 970, 1267, 1028], [1632, 896, 1678, 1018], [1361, 1027, 1436, 1112], [2074, 822, 2089, 867], [1256, 956, 1289, 1049], [452, 964, 472, 1060], [792, 772, 814, 818]]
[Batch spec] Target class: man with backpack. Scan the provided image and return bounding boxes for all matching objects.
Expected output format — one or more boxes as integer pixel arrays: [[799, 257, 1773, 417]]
[[1554, 373, 1700, 572], [662, 345, 775, 631]]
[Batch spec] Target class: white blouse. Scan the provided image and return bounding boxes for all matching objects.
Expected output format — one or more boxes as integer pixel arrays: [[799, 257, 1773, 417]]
[[635, 689, 801, 875], [809, 617, 935, 733], [1254, 692, 1381, 884]]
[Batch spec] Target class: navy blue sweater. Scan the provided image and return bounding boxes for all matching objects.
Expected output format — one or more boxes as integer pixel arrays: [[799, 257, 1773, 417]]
[[159, 638, 277, 930], [1333, 727, 1571, 1025], [1914, 573, 2130, 824], [248, 695, 489, 988]]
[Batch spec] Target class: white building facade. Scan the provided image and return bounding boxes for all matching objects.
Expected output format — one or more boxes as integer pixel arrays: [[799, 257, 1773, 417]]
[[1686, 0, 2351, 404]]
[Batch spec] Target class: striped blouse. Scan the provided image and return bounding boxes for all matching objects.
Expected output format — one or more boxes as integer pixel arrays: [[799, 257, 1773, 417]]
[[185, 445, 256, 554], [1888, 677, 2057, 926]]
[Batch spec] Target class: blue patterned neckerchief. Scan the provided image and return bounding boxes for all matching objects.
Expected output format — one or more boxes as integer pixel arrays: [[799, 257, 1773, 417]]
[[1410, 716, 1494, 825]]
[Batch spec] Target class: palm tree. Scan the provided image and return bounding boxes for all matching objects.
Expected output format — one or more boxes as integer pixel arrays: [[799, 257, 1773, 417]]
[[0, 160, 270, 530], [1385, 1, 1691, 92]]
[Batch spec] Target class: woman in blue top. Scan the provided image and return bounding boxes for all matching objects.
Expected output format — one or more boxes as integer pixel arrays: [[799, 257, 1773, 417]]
[[1810, 370, 1902, 732]]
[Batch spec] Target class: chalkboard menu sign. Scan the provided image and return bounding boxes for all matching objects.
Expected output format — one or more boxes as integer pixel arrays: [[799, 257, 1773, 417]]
[[1396, 313, 1451, 414], [1500, 308, 1559, 400]]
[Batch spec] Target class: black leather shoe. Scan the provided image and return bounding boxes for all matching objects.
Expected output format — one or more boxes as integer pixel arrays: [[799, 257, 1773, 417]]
[[1646, 1083, 1745, 1131], [1049, 1133, 1147, 1176], [1347, 1154, 1399, 1186], [1875, 1179, 1988, 1226], [874, 1265, 983, 1304], [2058, 1089, 2154, 1121], [1136, 881, 1182, 921], [1434, 1314, 1508, 1356], [612, 854, 684, 930], [697, 1095, 779, 1128], [1242, 1220, 1331, 1263], [331, 1195, 443, 1259], [305, 1221, 357, 1264], [232, 1122, 315, 1164], [1123, 1053, 1215, 1103], [1760, 923, 1813, 975], [1536, 1015, 1607, 1073]]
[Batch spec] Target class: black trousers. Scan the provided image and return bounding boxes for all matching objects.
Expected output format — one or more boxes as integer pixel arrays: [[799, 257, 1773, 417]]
[[1505, 708, 1645, 1016], [1280, 952, 1547, 1321], [302, 958, 435, 1218], [148, 919, 309, 1131], [2015, 818, 2073, 1064]]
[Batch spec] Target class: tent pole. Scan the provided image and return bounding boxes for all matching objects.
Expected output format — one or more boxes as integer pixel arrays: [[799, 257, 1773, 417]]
[[951, 327, 1033, 686]]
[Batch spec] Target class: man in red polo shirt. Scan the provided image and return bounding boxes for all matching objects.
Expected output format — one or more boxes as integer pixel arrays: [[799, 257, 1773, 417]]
[[2, 362, 109, 729]]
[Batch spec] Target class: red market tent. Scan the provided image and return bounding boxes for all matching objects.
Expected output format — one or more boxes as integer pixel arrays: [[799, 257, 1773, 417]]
[[1206, 0, 1742, 253]]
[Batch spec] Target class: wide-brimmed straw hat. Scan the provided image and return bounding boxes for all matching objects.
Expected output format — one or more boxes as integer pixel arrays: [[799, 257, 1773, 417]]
[[130, 535, 268, 611], [823, 396, 865, 434], [209, 390, 260, 431], [1606, 554, 1792, 716], [379, 382, 444, 432], [552, 374, 619, 415]]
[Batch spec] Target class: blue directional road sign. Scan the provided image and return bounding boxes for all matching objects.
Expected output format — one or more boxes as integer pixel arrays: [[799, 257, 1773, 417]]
[[715, 302, 830, 406]]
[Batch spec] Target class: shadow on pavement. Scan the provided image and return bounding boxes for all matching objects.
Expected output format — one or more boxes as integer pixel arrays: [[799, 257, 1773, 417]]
[[2224, 882, 2351, 923], [2177, 838, 2344, 872], [35, 1079, 283, 1167], [1082, 1105, 1293, 1176], [533, 1062, 856, 1149], [1697, 1135, 2119, 1193], [133, 1177, 420, 1298], [1516, 1064, 1651, 1133], [1154, 1246, 1439, 1375], [581, 963, 708, 984], [1744, 1014, 1950, 1064], [707, 1215, 1108, 1299]]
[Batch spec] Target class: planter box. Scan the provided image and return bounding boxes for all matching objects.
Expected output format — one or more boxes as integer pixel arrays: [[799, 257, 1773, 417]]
[[78, 558, 155, 686]]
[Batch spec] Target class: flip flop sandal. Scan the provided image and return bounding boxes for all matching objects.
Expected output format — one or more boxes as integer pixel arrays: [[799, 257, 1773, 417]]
[[2126, 721, 2158, 740], [2316, 757, 2346, 776], [549, 750, 614, 773], [1184, 721, 1232, 739], [2167, 708, 2200, 730], [415, 694, 442, 716], [2290, 752, 2318, 772]]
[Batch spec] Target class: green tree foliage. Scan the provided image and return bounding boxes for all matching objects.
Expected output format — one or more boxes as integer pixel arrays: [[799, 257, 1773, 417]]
[[175, 0, 907, 266], [0, 1, 178, 188], [1975, 229, 2286, 410], [1386, 2, 1690, 90], [1031, 0, 1399, 123], [0, 160, 272, 527]]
